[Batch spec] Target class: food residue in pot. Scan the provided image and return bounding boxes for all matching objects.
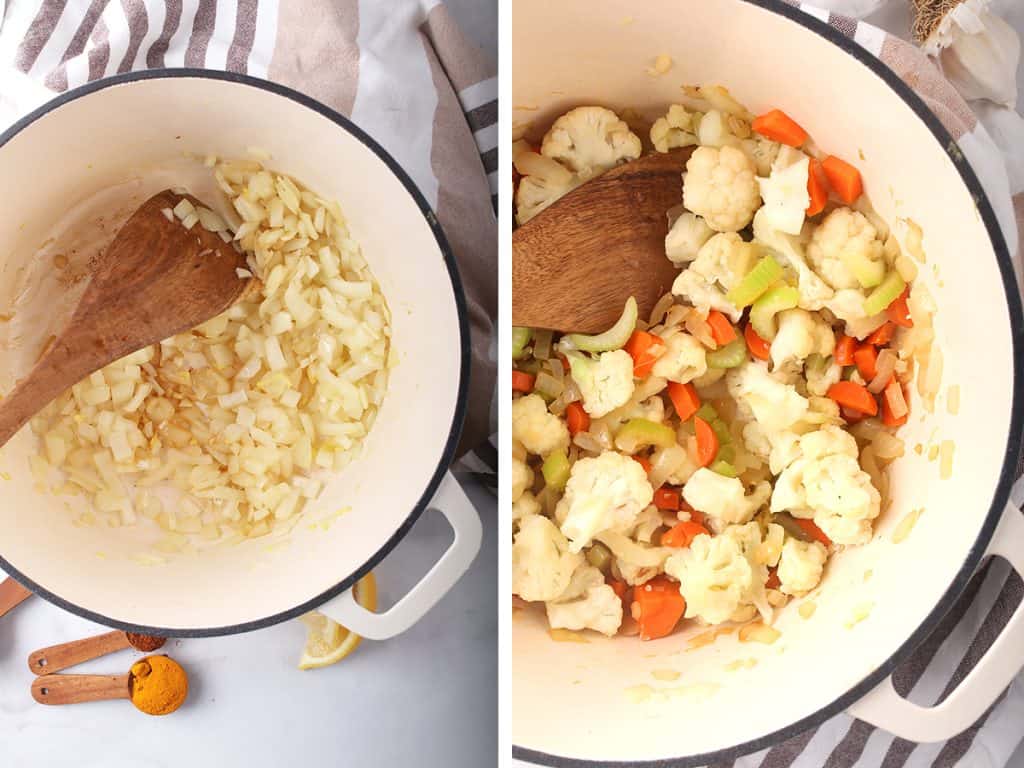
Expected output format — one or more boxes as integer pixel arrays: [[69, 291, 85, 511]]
[[939, 440, 955, 480], [863, 569, 873, 582], [725, 658, 758, 671], [798, 601, 817, 619], [738, 622, 780, 645], [646, 54, 673, 77], [687, 626, 736, 651], [651, 668, 681, 681], [548, 628, 589, 643], [845, 601, 875, 629], [893, 507, 924, 544], [625, 681, 720, 704], [947, 384, 960, 415]]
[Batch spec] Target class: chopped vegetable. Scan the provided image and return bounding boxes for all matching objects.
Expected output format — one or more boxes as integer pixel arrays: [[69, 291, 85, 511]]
[[853, 344, 878, 381], [615, 418, 678, 452], [794, 517, 832, 547], [886, 287, 913, 328], [608, 579, 628, 601], [694, 416, 719, 467], [706, 310, 738, 345], [624, 330, 666, 378], [750, 284, 800, 341], [662, 520, 710, 548], [654, 487, 682, 511], [562, 297, 638, 353], [865, 322, 895, 346], [709, 459, 737, 477], [751, 109, 808, 147], [863, 271, 906, 316], [512, 370, 535, 393], [565, 401, 590, 436], [842, 248, 886, 289], [766, 568, 781, 589], [587, 542, 613, 573], [883, 378, 909, 426], [821, 155, 863, 204], [667, 381, 701, 421], [806, 158, 828, 217], [633, 576, 687, 640], [828, 381, 878, 416], [633, 455, 652, 474], [705, 338, 747, 369], [725, 254, 783, 308], [744, 323, 771, 361], [512, 327, 533, 360], [834, 335, 857, 366], [542, 450, 571, 492]]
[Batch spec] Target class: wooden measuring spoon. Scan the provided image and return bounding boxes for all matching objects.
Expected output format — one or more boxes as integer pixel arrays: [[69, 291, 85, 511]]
[[512, 147, 694, 334], [28, 630, 165, 674], [0, 576, 31, 618], [0, 189, 255, 447], [31, 654, 188, 715]]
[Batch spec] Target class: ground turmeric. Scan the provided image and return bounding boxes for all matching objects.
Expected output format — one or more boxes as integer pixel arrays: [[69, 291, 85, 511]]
[[129, 655, 188, 716]]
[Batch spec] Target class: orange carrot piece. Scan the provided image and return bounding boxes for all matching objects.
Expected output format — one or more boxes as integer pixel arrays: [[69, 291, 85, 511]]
[[633, 455, 652, 475], [794, 517, 833, 547], [807, 158, 829, 216], [752, 109, 808, 147], [565, 401, 590, 436], [608, 579, 630, 603], [694, 416, 719, 467], [766, 568, 781, 590], [834, 335, 858, 366], [882, 378, 909, 427], [512, 370, 535, 393], [827, 381, 878, 416], [744, 323, 771, 361], [624, 330, 665, 378], [887, 287, 913, 328], [662, 520, 710, 549], [706, 310, 738, 346], [821, 155, 863, 204], [841, 406, 866, 424], [633, 577, 687, 641], [654, 487, 682, 511], [667, 381, 701, 422], [853, 344, 878, 381], [866, 322, 896, 347]]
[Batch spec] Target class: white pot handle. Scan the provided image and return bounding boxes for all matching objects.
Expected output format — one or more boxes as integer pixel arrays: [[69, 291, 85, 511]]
[[317, 471, 482, 640], [846, 476, 1024, 741]]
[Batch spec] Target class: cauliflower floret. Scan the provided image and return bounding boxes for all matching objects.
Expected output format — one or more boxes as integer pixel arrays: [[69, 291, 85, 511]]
[[777, 539, 827, 595], [512, 491, 541, 521], [541, 106, 642, 181], [558, 451, 654, 552], [569, 350, 635, 418], [770, 309, 836, 371], [682, 468, 771, 528], [825, 288, 889, 338], [742, 136, 782, 176], [770, 425, 881, 545], [650, 104, 700, 154], [512, 514, 584, 602], [806, 208, 885, 291], [512, 456, 534, 502], [806, 358, 843, 397], [727, 361, 809, 433], [665, 521, 770, 625], [757, 146, 811, 236], [753, 208, 834, 311], [546, 583, 623, 636], [651, 331, 707, 383], [630, 504, 665, 544], [665, 212, 714, 265], [671, 233, 757, 322], [514, 149, 580, 225], [555, 563, 605, 602], [683, 145, 760, 233], [512, 394, 570, 457]]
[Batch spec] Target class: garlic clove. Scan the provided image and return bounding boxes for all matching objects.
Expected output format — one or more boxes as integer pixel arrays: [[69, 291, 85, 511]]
[[915, 0, 1021, 107]]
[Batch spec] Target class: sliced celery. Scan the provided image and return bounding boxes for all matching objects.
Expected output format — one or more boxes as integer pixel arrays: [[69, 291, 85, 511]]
[[841, 251, 885, 289], [586, 542, 613, 573], [863, 271, 906, 316], [695, 403, 719, 422], [750, 284, 800, 341], [710, 459, 737, 477], [725, 254, 783, 308], [615, 418, 677, 453], [716, 444, 736, 464], [542, 450, 571, 492], [511, 327, 533, 360], [710, 419, 732, 447], [706, 338, 747, 369], [561, 297, 638, 353]]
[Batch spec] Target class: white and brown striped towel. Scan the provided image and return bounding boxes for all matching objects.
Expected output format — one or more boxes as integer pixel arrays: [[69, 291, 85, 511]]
[[707, 8, 1024, 768], [0, 0, 498, 470]]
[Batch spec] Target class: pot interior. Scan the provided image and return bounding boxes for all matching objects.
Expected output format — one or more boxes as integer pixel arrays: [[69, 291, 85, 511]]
[[0, 75, 464, 633], [513, 0, 1017, 762]]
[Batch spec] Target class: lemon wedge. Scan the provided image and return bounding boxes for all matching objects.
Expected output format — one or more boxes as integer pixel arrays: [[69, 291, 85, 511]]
[[298, 572, 377, 670]]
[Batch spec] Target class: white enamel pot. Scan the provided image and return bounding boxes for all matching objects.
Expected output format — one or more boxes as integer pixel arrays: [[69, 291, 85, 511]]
[[513, 1, 1024, 763], [0, 71, 481, 639]]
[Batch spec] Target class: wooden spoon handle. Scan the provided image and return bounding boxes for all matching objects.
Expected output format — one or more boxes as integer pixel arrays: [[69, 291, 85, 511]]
[[0, 577, 32, 618], [31, 673, 131, 705], [28, 630, 130, 675]]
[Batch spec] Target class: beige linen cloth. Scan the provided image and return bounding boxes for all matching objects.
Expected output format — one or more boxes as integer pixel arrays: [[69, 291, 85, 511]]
[[0, 0, 498, 469]]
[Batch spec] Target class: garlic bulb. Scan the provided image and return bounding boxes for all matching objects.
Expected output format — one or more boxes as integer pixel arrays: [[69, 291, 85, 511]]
[[913, 0, 1021, 107]]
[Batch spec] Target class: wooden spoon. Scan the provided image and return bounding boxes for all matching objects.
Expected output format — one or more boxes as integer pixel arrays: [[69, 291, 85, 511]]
[[512, 147, 694, 334], [29, 630, 165, 675], [31, 655, 187, 714], [0, 576, 31, 618], [0, 189, 254, 447]]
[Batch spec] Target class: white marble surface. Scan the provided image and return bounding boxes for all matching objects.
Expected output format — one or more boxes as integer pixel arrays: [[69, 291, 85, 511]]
[[0, 481, 497, 768]]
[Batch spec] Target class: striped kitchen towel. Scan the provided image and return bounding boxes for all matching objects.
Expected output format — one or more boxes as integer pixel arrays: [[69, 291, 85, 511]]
[[0, 0, 498, 469], [706, 7, 1024, 768]]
